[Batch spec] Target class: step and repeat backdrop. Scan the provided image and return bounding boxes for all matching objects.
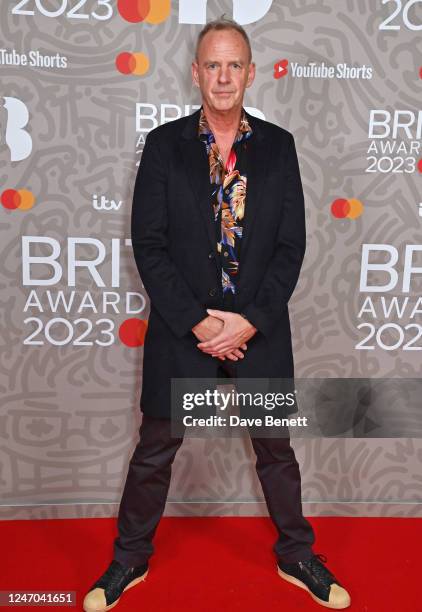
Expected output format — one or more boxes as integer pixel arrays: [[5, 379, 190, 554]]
[[1, 0, 421, 519]]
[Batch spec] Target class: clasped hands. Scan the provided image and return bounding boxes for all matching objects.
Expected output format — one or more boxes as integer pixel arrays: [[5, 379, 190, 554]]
[[192, 309, 257, 362]]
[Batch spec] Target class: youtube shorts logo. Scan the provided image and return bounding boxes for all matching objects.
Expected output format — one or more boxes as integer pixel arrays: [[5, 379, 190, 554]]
[[273, 58, 372, 80], [274, 59, 288, 79]]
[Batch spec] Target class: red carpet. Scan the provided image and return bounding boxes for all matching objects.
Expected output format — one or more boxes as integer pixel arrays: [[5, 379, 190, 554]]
[[1, 516, 419, 611]]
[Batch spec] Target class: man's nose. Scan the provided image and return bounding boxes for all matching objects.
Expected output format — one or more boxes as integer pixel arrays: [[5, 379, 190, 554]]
[[217, 67, 231, 82]]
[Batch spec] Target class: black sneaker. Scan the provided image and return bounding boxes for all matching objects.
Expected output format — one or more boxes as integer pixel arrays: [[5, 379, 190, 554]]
[[277, 553, 351, 609], [83, 559, 148, 612]]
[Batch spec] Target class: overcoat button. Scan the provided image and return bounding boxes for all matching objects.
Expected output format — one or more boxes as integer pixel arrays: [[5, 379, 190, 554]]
[[208, 288, 217, 297], [208, 252, 214, 259]]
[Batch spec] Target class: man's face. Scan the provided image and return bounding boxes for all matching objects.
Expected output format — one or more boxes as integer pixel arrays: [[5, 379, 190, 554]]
[[192, 29, 255, 114]]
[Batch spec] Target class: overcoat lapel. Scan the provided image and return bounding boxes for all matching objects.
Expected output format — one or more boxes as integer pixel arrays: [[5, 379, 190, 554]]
[[239, 110, 271, 271], [180, 109, 218, 267], [180, 134, 217, 263]]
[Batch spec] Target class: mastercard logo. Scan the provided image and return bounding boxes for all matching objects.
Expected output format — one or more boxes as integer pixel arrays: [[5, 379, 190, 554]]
[[116, 52, 150, 76], [331, 198, 363, 219], [119, 318, 148, 347], [117, 0, 171, 24], [1, 188, 35, 210]]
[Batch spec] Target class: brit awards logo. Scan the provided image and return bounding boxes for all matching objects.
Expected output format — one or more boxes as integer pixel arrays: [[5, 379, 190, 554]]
[[367, 110, 422, 174]]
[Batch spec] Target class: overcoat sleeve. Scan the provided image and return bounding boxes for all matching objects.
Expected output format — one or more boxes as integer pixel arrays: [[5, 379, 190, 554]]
[[131, 131, 208, 338], [241, 133, 306, 338]]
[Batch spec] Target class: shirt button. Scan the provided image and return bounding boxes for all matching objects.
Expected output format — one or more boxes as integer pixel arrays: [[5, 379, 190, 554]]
[[223, 252, 229, 258], [225, 189, 230, 194], [208, 288, 217, 297]]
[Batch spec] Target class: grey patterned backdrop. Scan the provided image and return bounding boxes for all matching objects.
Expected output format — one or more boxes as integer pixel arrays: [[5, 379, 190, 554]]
[[1, 0, 422, 521]]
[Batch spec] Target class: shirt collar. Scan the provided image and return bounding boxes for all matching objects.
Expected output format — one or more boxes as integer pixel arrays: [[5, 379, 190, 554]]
[[198, 106, 253, 143]]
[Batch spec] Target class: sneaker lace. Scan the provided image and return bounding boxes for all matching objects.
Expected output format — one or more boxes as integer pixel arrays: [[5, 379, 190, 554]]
[[101, 560, 131, 589], [303, 553, 335, 586]]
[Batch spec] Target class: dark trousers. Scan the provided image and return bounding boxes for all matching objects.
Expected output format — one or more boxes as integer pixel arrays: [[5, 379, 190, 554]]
[[114, 289, 315, 567], [113, 396, 315, 568]]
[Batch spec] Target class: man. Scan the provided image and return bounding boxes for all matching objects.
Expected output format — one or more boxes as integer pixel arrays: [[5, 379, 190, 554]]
[[83, 16, 351, 612]]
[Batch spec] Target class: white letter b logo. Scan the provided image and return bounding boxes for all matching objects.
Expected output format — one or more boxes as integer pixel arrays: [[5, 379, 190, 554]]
[[2, 96, 32, 162], [179, 0, 273, 25]]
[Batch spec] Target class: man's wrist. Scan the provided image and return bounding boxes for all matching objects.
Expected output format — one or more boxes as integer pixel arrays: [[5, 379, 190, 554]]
[[190, 311, 209, 333], [240, 312, 257, 331]]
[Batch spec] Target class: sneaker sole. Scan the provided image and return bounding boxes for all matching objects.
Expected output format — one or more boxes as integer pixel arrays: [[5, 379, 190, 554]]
[[277, 567, 350, 609], [83, 568, 149, 612]]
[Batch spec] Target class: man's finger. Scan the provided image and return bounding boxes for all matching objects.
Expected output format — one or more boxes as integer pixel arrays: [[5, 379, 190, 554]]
[[201, 340, 234, 353], [197, 333, 229, 350], [213, 348, 243, 359], [207, 308, 227, 319], [203, 346, 231, 355]]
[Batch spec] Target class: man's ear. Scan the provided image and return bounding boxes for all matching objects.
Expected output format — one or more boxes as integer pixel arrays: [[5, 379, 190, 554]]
[[191, 61, 200, 88], [246, 62, 256, 88]]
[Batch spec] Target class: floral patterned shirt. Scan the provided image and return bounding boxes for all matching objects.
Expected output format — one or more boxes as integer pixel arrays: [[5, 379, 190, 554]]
[[198, 106, 253, 295]]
